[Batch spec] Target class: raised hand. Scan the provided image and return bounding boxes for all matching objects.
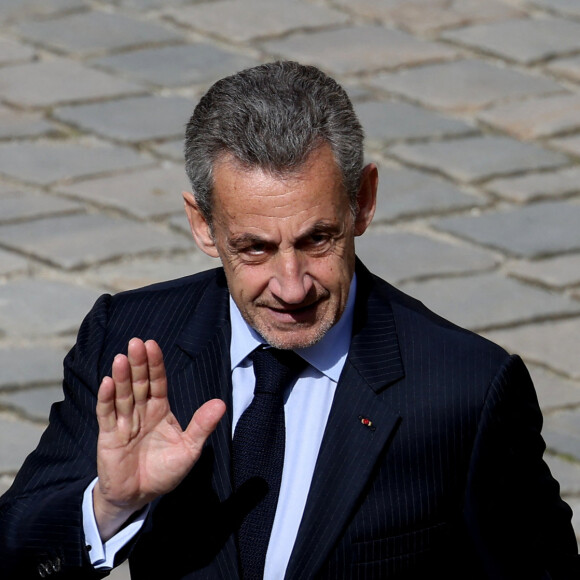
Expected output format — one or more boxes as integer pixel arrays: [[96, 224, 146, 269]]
[[94, 338, 226, 541]]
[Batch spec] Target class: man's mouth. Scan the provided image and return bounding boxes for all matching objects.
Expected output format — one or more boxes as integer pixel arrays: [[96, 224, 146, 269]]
[[263, 300, 321, 322]]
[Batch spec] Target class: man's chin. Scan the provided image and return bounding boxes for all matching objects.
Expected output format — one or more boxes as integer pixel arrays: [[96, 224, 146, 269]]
[[256, 319, 334, 350]]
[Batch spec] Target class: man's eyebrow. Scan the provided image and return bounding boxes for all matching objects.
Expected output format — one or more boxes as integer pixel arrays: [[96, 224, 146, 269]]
[[228, 233, 267, 248], [302, 221, 342, 236]]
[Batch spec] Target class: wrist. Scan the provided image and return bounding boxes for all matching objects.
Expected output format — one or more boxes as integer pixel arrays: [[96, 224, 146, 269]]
[[92, 482, 145, 542]]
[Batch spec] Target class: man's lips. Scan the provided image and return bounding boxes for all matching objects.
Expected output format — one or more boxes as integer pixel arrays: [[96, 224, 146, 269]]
[[261, 300, 321, 321], [270, 302, 317, 313]]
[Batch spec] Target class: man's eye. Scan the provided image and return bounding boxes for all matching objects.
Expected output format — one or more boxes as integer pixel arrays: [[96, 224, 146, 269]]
[[308, 233, 332, 247], [310, 234, 327, 245], [246, 243, 266, 254], [300, 233, 332, 254], [237, 243, 269, 261]]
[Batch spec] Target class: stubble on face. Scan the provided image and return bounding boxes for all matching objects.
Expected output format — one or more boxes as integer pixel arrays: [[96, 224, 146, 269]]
[[209, 146, 358, 350], [249, 290, 336, 350]]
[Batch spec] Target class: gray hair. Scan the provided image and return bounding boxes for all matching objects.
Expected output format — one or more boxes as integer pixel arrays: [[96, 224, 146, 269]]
[[184, 61, 364, 224]]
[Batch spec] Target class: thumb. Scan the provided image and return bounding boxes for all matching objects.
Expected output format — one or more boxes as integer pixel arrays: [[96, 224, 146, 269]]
[[185, 398, 226, 448]]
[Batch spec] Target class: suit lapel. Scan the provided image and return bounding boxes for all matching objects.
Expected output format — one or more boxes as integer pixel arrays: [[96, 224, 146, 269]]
[[286, 262, 405, 579], [169, 270, 241, 577], [173, 269, 233, 475]]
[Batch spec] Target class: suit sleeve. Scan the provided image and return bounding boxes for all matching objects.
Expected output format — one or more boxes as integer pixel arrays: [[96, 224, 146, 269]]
[[464, 354, 580, 579], [0, 294, 115, 580]]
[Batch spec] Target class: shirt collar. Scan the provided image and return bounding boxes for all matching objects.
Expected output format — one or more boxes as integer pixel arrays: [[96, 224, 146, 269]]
[[229, 274, 357, 383]]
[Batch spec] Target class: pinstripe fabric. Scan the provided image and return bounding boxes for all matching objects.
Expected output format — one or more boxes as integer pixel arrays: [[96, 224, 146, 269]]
[[0, 269, 236, 579], [287, 270, 579, 579], [1, 262, 578, 579]]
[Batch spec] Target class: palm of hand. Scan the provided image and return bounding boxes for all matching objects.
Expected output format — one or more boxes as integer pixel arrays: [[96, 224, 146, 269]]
[[94, 338, 225, 538]]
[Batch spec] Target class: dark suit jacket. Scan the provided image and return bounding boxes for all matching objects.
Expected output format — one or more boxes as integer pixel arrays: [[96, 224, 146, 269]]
[[1, 262, 578, 579]]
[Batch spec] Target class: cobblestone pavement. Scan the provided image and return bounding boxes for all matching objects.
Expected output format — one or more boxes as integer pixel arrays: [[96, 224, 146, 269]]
[[1, 1, 579, 576]]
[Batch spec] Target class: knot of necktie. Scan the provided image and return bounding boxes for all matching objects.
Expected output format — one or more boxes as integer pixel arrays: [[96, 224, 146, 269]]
[[251, 346, 307, 395]]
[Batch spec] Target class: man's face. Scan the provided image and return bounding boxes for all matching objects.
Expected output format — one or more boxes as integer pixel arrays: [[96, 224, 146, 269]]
[[185, 144, 376, 349]]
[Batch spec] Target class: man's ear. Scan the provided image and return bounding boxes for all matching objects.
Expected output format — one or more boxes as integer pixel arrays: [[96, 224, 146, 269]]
[[354, 163, 378, 236], [182, 191, 220, 258]]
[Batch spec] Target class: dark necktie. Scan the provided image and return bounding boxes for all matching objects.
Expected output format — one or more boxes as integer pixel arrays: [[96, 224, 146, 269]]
[[232, 346, 306, 579]]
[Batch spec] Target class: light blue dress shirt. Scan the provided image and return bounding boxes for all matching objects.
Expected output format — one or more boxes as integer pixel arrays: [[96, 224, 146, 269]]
[[84, 275, 356, 577], [230, 275, 356, 578]]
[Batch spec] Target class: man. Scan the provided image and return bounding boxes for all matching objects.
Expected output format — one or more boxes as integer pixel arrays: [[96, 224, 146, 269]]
[[0, 61, 578, 579]]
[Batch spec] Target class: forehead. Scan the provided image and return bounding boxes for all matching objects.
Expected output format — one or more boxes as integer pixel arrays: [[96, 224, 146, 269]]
[[211, 145, 349, 220]]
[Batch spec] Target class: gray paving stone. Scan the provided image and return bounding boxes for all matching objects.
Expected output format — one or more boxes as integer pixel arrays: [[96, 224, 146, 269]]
[[548, 135, 580, 158], [333, 0, 525, 34], [0, 59, 144, 108], [568, 499, 580, 544], [54, 95, 194, 143], [17, 11, 182, 56], [547, 55, 580, 83], [0, 346, 68, 389], [355, 231, 498, 284], [0, 0, 88, 22], [485, 167, 580, 203], [373, 166, 487, 222], [263, 26, 459, 75], [92, 44, 258, 88], [56, 165, 189, 219], [434, 201, 580, 257], [120, 0, 190, 6], [527, 0, 580, 18], [0, 141, 151, 185], [0, 414, 45, 473], [169, 213, 192, 235], [543, 455, 580, 496], [0, 190, 83, 223], [345, 83, 374, 103], [477, 94, 580, 140], [372, 60, 564, 113], [399, 273, 580, 331], [0, 474, 14, 496], [151, 139, 184, 162], [486, 318, 580, 379], [0, 106, 60, 139], [166, 0, 348, 42], [108, 562, 131, 580], [543, 409, 580, 461], [528, 364, 580, 411], [507, 254, 580, 289], [0, 214, 191, 270], [389, 136, 569, 183], [0, 279, 100, 338], [0, 386, 63, 423], [0, 36, 35, 65], [86, 252, 218, 293], [356, 101, 476, 145], [0, 249, 28, 276], [442, 17, 580, 65]]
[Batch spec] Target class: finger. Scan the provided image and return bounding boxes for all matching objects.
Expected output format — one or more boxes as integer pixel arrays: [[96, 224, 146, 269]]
[[127, 338, 150, 404], [96, 376, 117, 433], [111, 353, 134, 420], [184, 399, 226, 454], [144, 340, 167, 400]]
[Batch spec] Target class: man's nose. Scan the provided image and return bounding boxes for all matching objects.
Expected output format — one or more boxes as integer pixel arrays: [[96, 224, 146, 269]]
[[268, 250, 313, 304]]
